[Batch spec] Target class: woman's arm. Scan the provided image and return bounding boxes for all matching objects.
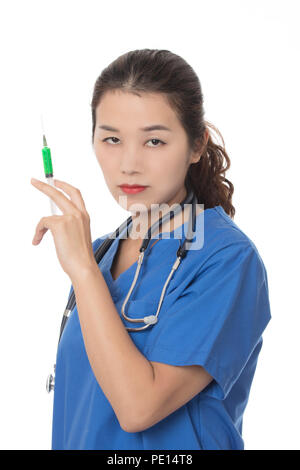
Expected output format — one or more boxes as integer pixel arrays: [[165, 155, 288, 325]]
[[71, 264, 156, 431], [71, 264, 212, 433]]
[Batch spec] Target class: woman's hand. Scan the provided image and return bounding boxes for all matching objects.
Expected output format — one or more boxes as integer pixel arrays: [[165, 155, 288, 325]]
[[30, 178, 97, 281]]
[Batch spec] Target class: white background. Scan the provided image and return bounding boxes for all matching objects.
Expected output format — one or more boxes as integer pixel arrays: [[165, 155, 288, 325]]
[[0, 0, 299, 450]]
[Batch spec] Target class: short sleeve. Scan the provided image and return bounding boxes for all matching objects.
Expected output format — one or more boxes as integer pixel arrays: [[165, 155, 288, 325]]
[[143, 241, 272, 401]]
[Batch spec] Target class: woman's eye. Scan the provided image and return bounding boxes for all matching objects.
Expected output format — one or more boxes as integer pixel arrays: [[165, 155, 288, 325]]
[[102, 137, 165, 147], [102, 137, 120, 144], [146, 138, 165, 147]]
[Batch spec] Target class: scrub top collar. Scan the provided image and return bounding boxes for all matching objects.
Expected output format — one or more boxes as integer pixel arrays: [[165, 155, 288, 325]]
[[100, 205, 224, 300]]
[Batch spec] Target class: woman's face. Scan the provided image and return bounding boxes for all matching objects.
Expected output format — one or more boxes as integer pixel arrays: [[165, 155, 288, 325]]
[[93, 89, 199, 221]]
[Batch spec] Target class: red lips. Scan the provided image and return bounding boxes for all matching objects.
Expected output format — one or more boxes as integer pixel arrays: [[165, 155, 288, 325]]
[[119, 184, 148, 194]]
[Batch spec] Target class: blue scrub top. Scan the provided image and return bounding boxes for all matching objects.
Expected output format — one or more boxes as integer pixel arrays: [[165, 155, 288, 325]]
[[51, 205, 271, 450]]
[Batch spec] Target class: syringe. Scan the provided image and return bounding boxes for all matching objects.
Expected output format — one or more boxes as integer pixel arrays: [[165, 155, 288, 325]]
[[41, 132, 58, 215]]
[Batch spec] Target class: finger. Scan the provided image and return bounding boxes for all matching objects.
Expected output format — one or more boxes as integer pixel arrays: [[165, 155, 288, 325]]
[[32, 226, 48, 245], [53, 179, 88, 213], [31, 178, 78, 215], [32, 215, 60, 245]]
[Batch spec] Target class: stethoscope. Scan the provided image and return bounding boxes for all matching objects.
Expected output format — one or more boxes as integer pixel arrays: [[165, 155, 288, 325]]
[[46, 186, 198, 392]]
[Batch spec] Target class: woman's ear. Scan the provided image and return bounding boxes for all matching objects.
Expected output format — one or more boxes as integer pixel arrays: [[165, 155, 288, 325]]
[[204, 128, 209, 146], [189, 131, 208, 164], [191, 153, 201, 164]]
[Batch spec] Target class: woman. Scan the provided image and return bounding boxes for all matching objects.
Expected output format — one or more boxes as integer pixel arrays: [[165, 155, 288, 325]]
[[32, 49, 271, 450]]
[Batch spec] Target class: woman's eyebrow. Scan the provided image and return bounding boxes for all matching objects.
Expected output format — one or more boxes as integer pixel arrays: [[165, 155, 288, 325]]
[[98, 124, 172, 132]]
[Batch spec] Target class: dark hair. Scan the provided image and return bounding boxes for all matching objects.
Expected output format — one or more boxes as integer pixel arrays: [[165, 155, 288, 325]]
[[91, 49, 235, 219]]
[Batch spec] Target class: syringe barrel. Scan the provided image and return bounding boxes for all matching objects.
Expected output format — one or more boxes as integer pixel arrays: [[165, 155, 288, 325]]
[[42, 146, 53, 177]]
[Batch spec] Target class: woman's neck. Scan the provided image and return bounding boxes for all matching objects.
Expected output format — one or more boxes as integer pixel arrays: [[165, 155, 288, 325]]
[[129, 188, 192, 240]]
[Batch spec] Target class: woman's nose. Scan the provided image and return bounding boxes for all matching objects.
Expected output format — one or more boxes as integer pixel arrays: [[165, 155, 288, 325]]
[[120, 150, 143, 173]]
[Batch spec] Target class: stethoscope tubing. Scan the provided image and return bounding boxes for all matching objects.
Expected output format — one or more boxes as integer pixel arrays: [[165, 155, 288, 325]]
[[58, 187, 197, 342], [47, 187, 198, 392], [120, 191, 198, 331]]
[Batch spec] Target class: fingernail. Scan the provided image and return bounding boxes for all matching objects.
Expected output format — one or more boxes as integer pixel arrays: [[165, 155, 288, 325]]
[[31, 178, 38, 183]]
